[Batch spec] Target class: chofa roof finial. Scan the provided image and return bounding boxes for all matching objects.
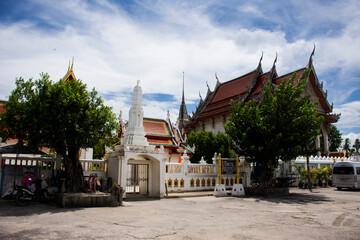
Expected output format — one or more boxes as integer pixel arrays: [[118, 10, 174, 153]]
[[256, 51, 264, 72], [273, 52, 278, 66], [308, 44, 316, 68], [71, 57, 74, 71]]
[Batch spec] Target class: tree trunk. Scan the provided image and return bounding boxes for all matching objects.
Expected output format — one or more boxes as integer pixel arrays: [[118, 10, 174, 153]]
[[59, 147, 84, 193], [306, 155, 312, 192]]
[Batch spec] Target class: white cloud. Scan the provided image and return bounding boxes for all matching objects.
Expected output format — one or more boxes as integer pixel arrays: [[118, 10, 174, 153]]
[[342, 133, 360, 146], [333, 101, 360, 130], [0, 0, 359, 136]]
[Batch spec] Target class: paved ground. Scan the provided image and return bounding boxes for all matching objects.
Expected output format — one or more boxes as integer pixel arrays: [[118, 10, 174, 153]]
[[0, 187, 359, 240]]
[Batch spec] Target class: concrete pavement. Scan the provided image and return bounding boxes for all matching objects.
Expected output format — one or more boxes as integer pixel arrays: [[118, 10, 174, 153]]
[[0, 187, 359, 239]]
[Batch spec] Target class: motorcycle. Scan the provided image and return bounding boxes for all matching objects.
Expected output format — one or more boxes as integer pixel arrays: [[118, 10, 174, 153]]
[[14, 173, 49, 206]]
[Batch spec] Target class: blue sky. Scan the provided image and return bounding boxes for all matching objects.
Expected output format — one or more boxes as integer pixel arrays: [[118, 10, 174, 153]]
[[0, 0, 359, 144]]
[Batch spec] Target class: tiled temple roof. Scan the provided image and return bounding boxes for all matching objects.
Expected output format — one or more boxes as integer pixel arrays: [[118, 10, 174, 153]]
[[143, 118, 173, 138], [188, 53, 339, 128], [143, 117, 192, 154]]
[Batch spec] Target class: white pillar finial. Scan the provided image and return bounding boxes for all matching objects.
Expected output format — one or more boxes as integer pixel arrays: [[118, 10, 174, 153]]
[[123, 81, 148, 146]]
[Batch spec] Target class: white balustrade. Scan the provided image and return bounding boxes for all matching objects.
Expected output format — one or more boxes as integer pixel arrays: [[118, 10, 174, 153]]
[[1, 156, 60, 170], [165, 163, 184, 174], [0, 156, 107, 177], [164, 159, 246, 192], [80, 159, 107, 179]]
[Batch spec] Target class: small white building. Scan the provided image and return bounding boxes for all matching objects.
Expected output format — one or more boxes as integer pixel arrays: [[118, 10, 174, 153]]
[[107, 81, 192, 199]]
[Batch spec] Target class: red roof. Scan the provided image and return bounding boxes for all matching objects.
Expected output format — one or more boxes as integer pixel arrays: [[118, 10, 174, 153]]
[[0, 103, 5, 114], [274, 70, 305, 86], [212, 72, 254, 102], [251, 74, 267, 95], [188, 61, 339, 128]]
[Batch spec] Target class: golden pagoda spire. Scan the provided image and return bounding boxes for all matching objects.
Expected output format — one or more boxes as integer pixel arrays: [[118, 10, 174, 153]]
[[63, 57, 77, 82], [70, 57, 74, 71]]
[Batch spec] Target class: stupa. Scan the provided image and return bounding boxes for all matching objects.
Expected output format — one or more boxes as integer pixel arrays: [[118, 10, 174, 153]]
[[123, 80, 149, 146], [107, 81, 166, 199]]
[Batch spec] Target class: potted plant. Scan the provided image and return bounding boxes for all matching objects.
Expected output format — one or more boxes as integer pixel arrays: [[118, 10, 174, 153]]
[[324, 166, 333, 187], [294, 165, 307, 188], [310, 168, 318, 188], [317, 167, 325, 187]]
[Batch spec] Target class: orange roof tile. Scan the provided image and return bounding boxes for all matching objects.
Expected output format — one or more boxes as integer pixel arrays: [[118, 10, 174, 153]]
[[147, 138, 175, 146], [143, 118, 172, 137]]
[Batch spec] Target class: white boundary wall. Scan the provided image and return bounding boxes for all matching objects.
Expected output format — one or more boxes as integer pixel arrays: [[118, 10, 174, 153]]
[[277, 155, 360, 178], [0, 156, 108, 197]]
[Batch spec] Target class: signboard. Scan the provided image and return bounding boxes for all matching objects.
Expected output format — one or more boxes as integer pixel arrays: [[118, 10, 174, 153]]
[[221, 159, 236, 174]]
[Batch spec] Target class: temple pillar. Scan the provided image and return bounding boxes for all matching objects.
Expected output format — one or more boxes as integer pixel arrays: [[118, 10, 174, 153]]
[[323, 128, 329, 156], [316, 135, 321, 156]]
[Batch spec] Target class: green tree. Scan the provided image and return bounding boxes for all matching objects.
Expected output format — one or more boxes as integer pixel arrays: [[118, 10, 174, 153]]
[[353, 138, 360, 155], [225, 70, 323, 185], [92, 135, 119, 159], [329, 124, 342, 152], [186, 131, 232, 163], [343, 138, 351, 155], [0, 73, 118, 192]]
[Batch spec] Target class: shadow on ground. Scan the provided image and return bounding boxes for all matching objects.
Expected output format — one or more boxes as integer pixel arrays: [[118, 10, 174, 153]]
[[244, 189, 333, 205], [0, 199, 84, 217]]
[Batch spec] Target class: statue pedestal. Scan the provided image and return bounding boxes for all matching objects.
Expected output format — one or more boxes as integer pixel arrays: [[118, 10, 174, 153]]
[[213, 184, 227, 197], [231, 184, 245, 197]]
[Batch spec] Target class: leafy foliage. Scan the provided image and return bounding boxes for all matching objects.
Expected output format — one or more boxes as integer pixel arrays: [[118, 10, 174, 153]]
[[225, 70, 323, 185], [186, 131, 233, 163], [92, 135, 119, 159], [353, 139, 360, 155], [343, 138, 351, 154], [294, 165, 307, 181], [329, 124, 342, 152], [316, 166, 332, 183], [0, 73, 118, 192]]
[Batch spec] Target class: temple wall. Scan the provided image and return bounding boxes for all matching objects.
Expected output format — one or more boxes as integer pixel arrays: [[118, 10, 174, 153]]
[[193, 114, 230, 134], [204, 119, 213, 132]]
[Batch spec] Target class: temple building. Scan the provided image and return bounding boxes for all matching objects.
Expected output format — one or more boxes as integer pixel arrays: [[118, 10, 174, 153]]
[[183, 51, 340, 156]]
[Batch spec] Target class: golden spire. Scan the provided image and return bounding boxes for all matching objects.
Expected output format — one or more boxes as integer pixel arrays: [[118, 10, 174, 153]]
[[71, 57, 74, 71], [63, 57, 77, 82]]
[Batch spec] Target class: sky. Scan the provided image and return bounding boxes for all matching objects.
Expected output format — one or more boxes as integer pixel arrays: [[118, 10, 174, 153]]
[[0, 0, 359, 144]]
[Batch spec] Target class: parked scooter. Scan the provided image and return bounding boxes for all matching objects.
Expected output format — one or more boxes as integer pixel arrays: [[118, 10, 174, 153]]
[[14, 172, 49, 206]]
